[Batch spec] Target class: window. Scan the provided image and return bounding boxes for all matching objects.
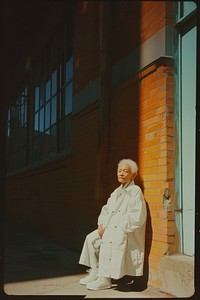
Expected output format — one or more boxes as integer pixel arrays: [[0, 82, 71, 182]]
[[33, 37, 58, 162], [6, 87, 28, 172], [59, 21, 73, 152], [178, 1, 197, 18], [174, 1, 197, 255], [6, 16, 73, 172]]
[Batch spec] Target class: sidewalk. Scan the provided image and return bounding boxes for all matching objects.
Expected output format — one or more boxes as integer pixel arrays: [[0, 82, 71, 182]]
[[3, 217, 174, 298]]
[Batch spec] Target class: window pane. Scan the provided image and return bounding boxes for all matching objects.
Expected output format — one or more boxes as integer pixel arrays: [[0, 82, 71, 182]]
[[24, 101, 27, 125], [178, 1, 197, 20], [183, 2, 196, 17], [35, 86, 40, 112], [46, 79, 51, 101], [21, 104, 25, 126], [52, 69, 57, 95], [34, 112, 39, 131], [16, 98, 21, 126], [45, 102, 50, 130], [64, 82, 73, 116], [51, 96, 57, 125], [60, 64, 63, 88], [40, 82, 45, 107], [65, 56, 73, 82], [39, 108, 44, 132]]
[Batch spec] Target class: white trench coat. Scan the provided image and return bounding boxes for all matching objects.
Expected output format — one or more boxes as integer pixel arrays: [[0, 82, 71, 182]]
[[97, 181, 147, 279]]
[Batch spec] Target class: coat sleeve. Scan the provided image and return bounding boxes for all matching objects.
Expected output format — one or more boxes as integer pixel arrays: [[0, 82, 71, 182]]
[[97, 195, 113, 227], [117, 187, 147, 233]]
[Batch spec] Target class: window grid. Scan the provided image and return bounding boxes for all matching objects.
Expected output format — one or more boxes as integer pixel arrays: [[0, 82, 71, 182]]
[[7, 87, 28, 172], [59, 21, 73, 152], [33, 48, 58, 162], [6, 18, 73, 172]]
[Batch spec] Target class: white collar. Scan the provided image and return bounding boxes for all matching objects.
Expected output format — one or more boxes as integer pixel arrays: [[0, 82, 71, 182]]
[[122, 180, 134, 189]]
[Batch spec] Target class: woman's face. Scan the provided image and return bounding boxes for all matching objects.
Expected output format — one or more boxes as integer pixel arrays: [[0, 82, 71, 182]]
[[117, 164, 134, 185]]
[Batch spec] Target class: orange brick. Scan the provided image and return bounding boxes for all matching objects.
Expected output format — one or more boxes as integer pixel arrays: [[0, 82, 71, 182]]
[[145, 122, 165, 133], [149, 246, 166, 257], [153, 233, 175, 243], [142, 115, 163, 128], [153, 226, 176, 235], [140, 152, 162, 161], [141, 159, 159, 168], [146, 188, 163, 196], [142, 173, 167, 182], [144, 195, 162, 203], [144, 95, 162, 107], [149, 211, 160, 218], [151, 218, 162, 227], [142, 137, 162, 148], [146, 203, 163, 212], [151, 240, 169, 252], [144, 165, 167, 174], [149, 253, 164, 263], [141, 144, 162, 155], [168, 243, 176, 254], [159, 211, 175, 220], [143, 182, 162, 190], [160, 219, 175, 228]]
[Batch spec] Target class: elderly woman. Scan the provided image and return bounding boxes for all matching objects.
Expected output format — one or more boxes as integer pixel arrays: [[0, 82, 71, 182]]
[[79, 159, 147, 290]]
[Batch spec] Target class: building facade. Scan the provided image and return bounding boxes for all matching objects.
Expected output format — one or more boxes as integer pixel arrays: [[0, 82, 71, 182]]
[[3, 1, 197, 297]]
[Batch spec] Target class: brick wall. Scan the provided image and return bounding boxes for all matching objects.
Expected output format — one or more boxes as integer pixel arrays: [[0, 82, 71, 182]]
[[110, 1, 141, 63], [74, 1, 100, 93], [140, 1, 166, 42], [108, 78, 140, 191], [104, 59, 175, 289], [138, 63, 175, 288], [5, 103, 99, 249]]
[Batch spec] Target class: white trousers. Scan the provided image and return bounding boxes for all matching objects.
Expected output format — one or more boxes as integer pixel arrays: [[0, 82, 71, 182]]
[[79, 229, 101, 270]]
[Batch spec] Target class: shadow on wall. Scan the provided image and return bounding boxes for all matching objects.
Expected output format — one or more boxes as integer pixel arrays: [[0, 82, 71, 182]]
[[136, 176, 152, 290], [115, 176, 152, 291]]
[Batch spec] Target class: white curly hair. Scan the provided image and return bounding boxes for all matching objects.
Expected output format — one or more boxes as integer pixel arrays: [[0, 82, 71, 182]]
[[118, 158, 138, 175]]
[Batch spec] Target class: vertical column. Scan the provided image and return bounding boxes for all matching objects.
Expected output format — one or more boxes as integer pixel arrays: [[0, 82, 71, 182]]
[[95, 1, 112, 204], [27, 64, 34, 164], [0, 104, 6, 287], [0, 104, 6, 223]]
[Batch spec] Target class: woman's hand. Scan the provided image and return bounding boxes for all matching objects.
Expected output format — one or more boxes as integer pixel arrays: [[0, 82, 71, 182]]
[[98, 224, 104, 237]]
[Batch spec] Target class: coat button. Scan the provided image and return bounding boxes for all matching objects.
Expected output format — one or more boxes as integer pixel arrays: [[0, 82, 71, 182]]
[[110, 241, 112, 243]]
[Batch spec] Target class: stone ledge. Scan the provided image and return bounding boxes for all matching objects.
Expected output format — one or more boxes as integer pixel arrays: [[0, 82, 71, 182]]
[[158, 254, 195, 297]]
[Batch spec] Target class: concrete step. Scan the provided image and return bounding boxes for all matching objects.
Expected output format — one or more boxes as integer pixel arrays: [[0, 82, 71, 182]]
[[158, 254, 195, 297]]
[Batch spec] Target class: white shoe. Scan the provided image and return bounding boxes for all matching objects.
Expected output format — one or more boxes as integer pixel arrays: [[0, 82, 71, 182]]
[[80, 269, 98, 285], [86, 277, 111, 290]]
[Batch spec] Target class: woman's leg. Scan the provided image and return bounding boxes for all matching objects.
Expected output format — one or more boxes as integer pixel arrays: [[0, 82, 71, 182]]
[[79, 229, 101, 270]]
